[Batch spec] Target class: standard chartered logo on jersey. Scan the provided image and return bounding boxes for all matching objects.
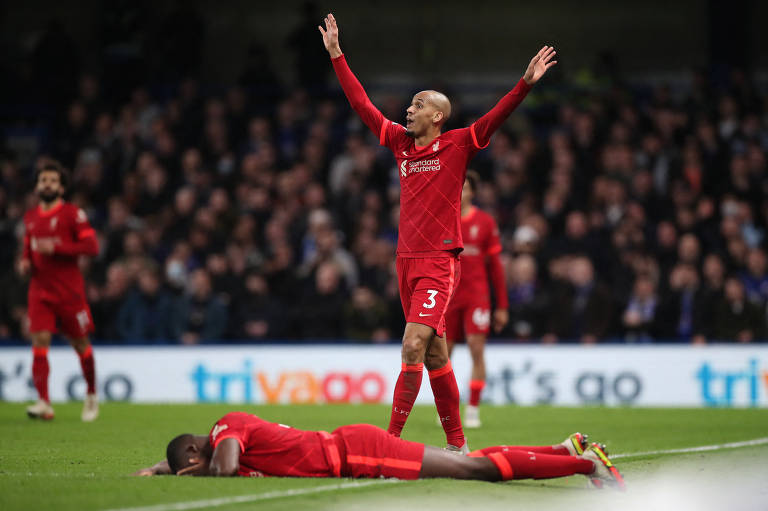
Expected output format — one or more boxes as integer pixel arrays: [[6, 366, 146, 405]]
[[405, 159, 441, 175]]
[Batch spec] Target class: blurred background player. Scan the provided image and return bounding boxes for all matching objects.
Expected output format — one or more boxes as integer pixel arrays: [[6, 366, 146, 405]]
[[18, 161, 100, 421], [134, 411, 624, 490], [319, 13, 556, 452], [446, 171, 509, 428]]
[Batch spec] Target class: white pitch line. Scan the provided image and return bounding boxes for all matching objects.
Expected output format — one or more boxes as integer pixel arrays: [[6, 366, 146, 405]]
[[103, 479, 402, 511], [612, 436, 768, 459]]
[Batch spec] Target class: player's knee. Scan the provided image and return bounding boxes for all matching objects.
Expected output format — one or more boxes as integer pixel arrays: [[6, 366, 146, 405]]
[[31, 332, 52, 347], [424, 350, 449, 371], [69, 337, 90, 352], [401, 335, 429, 363]]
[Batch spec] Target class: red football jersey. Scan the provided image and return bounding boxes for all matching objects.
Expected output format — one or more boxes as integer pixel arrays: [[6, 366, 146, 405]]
[[22, 201, 98, 303], [208, 412, 333, 478], [453, 206, 504, 304], [332, 55, 531, 257], [382, 123, 478, 255]]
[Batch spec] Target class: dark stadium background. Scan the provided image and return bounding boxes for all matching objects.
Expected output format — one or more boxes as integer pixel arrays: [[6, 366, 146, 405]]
[[1, 0, 767, 345]]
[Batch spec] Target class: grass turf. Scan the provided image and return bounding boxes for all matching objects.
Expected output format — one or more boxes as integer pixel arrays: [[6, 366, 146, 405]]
[[1, 402, 767, 510]]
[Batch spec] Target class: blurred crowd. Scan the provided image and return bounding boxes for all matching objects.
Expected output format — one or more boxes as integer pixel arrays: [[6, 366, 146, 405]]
[[1, 40, 768, 343]]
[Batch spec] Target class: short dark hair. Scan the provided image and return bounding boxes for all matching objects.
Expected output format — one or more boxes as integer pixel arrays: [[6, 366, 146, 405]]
[[34, 160, 69, 189], [465, 170, 481, 194], [166, 433, 196, 474]]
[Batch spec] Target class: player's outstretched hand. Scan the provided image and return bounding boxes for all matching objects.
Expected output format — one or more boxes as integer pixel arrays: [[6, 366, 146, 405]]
[[318, 13, 342, 58], [523, 46, 557, 85], [132, 460, 171, 476]]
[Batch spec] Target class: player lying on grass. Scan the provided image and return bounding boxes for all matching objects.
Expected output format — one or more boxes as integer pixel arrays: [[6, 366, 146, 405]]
[[135, 412, 625, 489]]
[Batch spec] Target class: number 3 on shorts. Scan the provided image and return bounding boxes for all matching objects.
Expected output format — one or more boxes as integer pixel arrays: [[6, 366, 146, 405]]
[[423, 289, 438, 309]]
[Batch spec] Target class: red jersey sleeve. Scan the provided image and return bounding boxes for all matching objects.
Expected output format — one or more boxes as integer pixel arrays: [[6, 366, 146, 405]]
[[331, 55, 409, 151], [469, 79, 532, 150], [209, 413, 249, 453], [54, 207, 98, 256]]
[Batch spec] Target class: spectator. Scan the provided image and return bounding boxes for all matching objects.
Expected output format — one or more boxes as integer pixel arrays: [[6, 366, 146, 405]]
[[655, 263, 701, 341], [234, 271, 282, 340], [343, 286, 390, 342], [693, 253, 727, 343], [170, 269, 228, 344], [543, 256, 613, 343], [741, 247, 768, 306], [711, 276, 765, 342], [297, 262, 347, 339], [621, 274, 658, 343], [504, 254, 547, 341], [117, 267, 175, 342], [89, 262, 132, 340]]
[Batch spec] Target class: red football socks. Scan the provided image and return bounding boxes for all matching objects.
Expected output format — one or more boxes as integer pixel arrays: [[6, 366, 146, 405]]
[[429, 360, 465, 448], [32, 347, 50, 403], [387, 363, 423, 437], [77, 345, 96, 395], [485, 449, 594, 480], [469, 444, 570, 457], [468, 379, 485, 407]]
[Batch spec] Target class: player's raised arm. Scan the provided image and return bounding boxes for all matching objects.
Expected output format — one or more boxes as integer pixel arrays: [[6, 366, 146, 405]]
[[319, 13, 389, 141], [471, 46, 557, 148]]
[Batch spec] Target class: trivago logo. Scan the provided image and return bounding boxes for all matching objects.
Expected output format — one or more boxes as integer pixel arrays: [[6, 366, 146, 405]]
[[190, 360, 388, 404], [696, 358, 768, 406]]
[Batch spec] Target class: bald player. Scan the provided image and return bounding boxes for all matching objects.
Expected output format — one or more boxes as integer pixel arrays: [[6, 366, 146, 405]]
[[320, 13, 556, 451]]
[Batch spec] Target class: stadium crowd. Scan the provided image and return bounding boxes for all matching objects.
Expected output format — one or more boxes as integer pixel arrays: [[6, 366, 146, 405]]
[[1, 23, 767, 344]]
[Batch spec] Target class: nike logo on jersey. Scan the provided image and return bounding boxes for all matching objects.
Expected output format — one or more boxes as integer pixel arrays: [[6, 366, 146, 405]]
[[402, 151, 408, 156], [419, 312, 433, 317]]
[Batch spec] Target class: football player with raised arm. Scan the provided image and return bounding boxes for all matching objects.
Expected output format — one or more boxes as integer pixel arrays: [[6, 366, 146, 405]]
[[319, 13, 556, 451]]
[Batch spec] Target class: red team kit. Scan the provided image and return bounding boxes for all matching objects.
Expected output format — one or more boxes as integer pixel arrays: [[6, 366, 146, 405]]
[[331, 53, 528, 337], [446, 206, 508, 341], [23, 202, 98, 339]]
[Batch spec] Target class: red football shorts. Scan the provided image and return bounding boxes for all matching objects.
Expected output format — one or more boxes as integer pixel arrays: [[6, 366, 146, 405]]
[[396, 255, 460, 337], [332, 424, 425, 480], [28, 296, 94, 338], [445, 295, 491, 342]]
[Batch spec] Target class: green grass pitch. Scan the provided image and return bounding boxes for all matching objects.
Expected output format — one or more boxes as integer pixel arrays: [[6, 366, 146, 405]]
[[1, 402, 767, 511]]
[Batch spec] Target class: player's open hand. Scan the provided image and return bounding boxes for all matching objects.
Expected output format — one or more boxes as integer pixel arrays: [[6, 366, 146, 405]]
[[132, 467, 156, 476], [318, 13, 342, 58], [523, 46, 557, 85]]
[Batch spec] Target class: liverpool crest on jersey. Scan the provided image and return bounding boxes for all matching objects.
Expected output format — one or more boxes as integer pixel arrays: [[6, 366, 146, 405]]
[[432, 140, 440, 152]]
